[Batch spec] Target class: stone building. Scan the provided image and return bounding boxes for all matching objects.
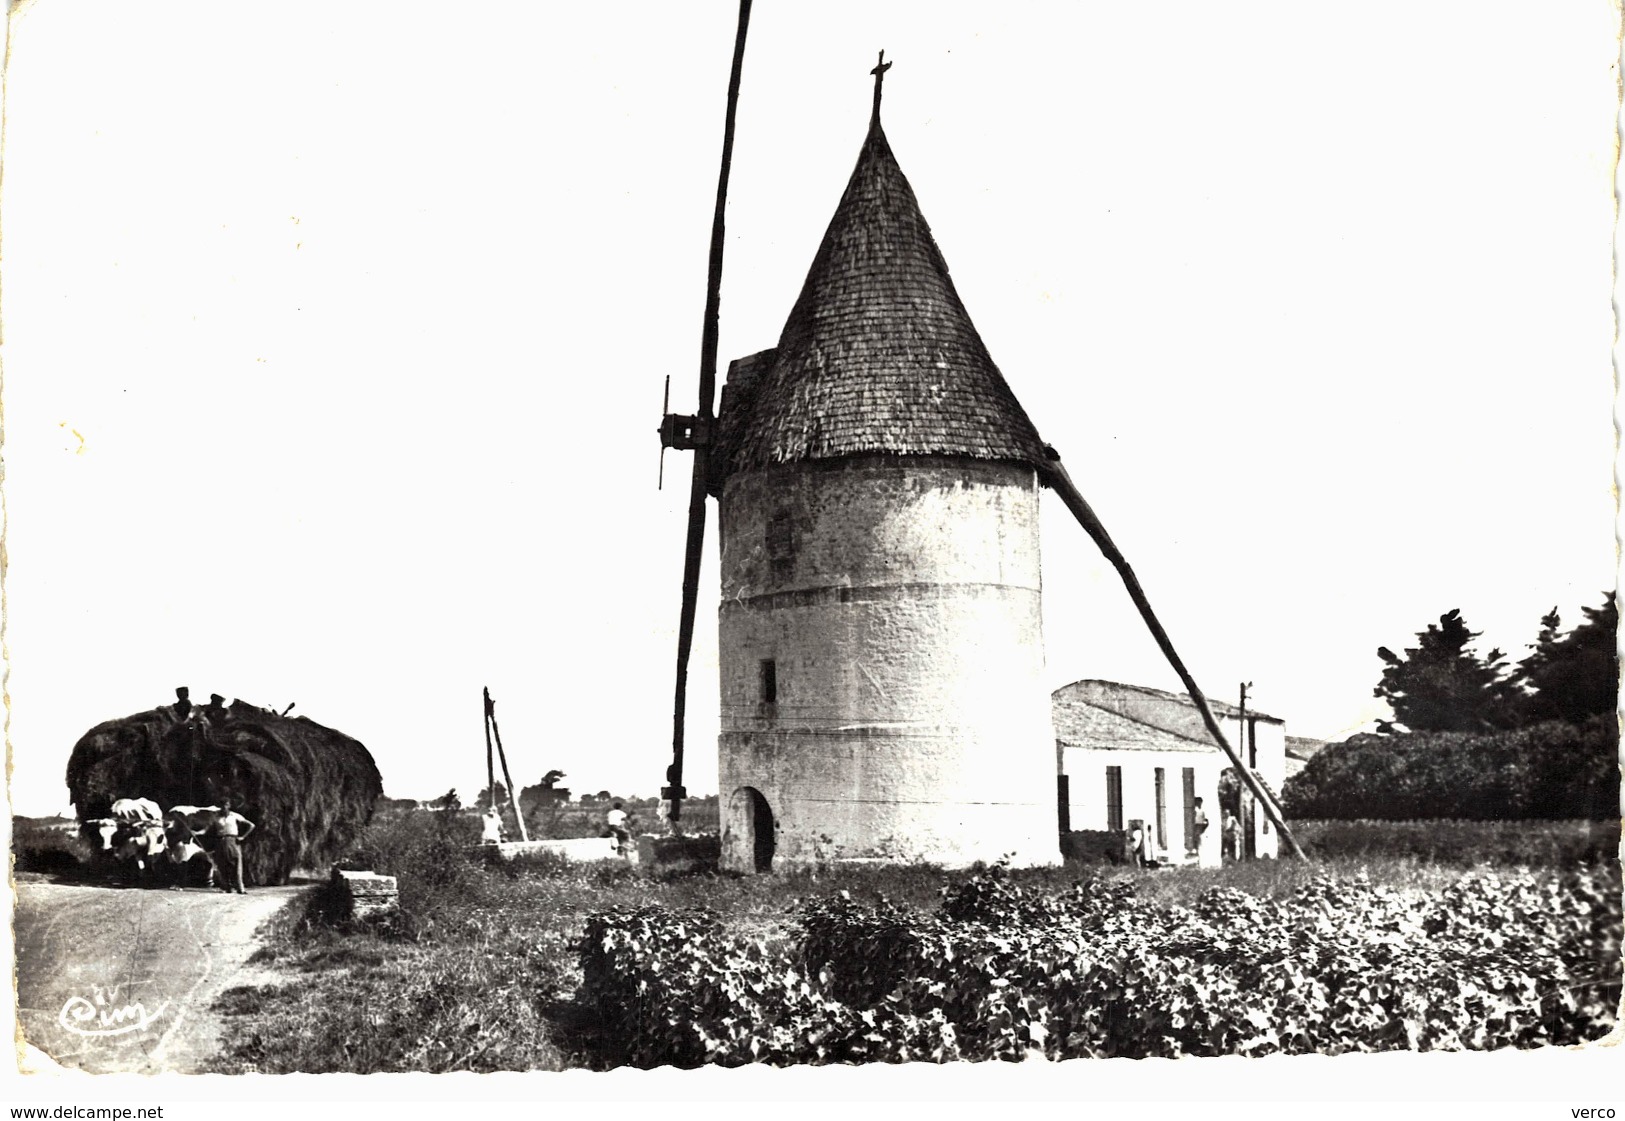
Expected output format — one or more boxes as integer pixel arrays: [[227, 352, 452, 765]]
[[1054, 680, 1286, 867], [705, 82, 1059, 872]]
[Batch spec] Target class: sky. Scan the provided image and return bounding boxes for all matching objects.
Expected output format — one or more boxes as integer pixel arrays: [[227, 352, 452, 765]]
[[2, 1, 1618, 817]]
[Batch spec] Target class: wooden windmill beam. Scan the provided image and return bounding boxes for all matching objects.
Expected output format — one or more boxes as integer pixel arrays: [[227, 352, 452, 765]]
[[662, 0, 753, 825], [1040, 456, 1308, 861]]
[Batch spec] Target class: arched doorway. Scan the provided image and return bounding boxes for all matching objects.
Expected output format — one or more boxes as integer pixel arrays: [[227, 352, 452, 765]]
[[726, 786, 775, 873]]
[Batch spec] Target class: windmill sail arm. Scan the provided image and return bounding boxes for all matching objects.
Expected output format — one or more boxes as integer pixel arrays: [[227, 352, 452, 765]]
[[664, 0, 754, 826], [1038, 455, 1308, 861], [694, 0, 753, 422], [666, 451, 709, 817]]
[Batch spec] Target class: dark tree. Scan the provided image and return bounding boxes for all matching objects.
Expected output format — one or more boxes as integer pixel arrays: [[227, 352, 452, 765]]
[[518, 770, 571, 817], [476, 781, 509, 808], [1515, 592, 1618, 724], [1374, 609, 1519, 733]]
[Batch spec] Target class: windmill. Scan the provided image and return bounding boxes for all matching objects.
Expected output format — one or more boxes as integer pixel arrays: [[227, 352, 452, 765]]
[[659, 20, 1303, 865]]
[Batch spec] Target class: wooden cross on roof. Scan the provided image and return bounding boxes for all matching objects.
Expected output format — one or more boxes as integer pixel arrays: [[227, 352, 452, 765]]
[[870, 50, 892, 126]]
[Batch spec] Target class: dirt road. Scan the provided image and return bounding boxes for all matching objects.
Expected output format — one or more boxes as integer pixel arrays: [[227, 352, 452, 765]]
[[13, 876, 310, 1074]]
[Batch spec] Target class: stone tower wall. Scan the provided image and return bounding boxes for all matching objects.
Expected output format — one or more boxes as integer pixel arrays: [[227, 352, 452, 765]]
[[716, 454, 1059, 870]]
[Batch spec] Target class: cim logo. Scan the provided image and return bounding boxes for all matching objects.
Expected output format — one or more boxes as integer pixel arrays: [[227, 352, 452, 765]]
[[57, 985, 167, 1038]]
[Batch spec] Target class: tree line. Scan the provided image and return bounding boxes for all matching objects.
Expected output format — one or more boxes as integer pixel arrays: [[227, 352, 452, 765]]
[[1373, 596, 1616, 734], [1286, 594, 1618, 821]]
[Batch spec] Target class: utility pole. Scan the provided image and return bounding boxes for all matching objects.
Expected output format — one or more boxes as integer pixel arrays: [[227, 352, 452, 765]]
[[1239, 682, 1252, 767], [485, 689, 530, 842], [1238, 681, 1252, 859], [484, 687, 497, 814]]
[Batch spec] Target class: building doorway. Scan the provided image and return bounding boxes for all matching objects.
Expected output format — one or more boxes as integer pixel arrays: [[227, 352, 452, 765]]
[[726, 786, 775, 873]]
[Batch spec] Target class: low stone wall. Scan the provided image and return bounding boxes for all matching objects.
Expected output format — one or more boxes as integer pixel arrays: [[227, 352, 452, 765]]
[[471, 834, 720, 871], [634, 833, 720, 874], [482, 837, 621, 862], [1061, 829, 1132, 864], [329, 868, 399, 921]]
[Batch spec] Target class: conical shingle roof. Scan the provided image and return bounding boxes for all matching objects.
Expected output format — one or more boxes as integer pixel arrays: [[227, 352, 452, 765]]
[[717, 118, 1049, 482]]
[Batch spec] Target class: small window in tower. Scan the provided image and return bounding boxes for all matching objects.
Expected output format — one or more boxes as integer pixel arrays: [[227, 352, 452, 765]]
[[760, 659, 777, 704]]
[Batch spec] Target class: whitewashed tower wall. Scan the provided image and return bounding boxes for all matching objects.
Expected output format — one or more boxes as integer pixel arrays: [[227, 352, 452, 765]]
[[718, 456, 1058, 868]]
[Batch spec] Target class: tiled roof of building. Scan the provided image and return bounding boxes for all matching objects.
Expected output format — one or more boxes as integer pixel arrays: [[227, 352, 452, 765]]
[[1061, 679, 1285, 724], [1052, 690, 1220, 755], [714, 118, 1049, 483]]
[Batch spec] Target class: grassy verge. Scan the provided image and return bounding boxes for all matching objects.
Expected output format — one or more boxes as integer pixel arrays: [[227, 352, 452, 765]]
[[217, 922, 575, 1072]]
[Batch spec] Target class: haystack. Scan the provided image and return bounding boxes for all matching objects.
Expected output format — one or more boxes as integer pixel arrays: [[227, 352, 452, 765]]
[[65, 690, 383, 886]]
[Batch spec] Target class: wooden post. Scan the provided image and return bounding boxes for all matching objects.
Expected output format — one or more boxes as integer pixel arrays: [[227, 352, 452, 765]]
[[1236, 683, 1290, 824], [1239, 681, 1252, 860], [483, 686, 497, 813], [1238, 682, 1249, 766], [487, 693, 529, 842]]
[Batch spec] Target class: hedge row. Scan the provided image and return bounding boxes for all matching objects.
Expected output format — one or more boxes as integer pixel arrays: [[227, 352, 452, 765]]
[[577, 865, 1620, 1067], [1283, 717, 1618, 821], [1289, 818, 1620, 867]]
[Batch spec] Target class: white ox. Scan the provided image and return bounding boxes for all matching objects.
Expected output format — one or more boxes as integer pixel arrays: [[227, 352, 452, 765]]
[[85, 797, 165, 853], [86, 818, 121, 851], [164, 806, 222, 888], [83, 798, 169, 880], [114, 821, 169, 872]]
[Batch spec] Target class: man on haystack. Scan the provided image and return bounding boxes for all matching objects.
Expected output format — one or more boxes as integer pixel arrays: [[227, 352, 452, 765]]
[[209, 797, 257, 894]]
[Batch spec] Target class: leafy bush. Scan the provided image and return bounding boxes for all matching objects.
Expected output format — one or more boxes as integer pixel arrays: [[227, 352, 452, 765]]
[[938, 863, 1135, 925], [800, 892, 943, 1008], [1283, 718, 1618, 820], [578, 903, 960, 1066], [578, 864, 1620, 1066], [330, 805, 485, 938]]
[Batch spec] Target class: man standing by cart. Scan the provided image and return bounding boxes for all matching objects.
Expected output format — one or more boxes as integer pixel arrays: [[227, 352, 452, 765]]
[[210, 797, 257, 894]]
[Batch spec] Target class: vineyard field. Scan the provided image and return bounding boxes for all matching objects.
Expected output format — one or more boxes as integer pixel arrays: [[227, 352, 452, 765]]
[[581, 863, 1621, 1066]]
